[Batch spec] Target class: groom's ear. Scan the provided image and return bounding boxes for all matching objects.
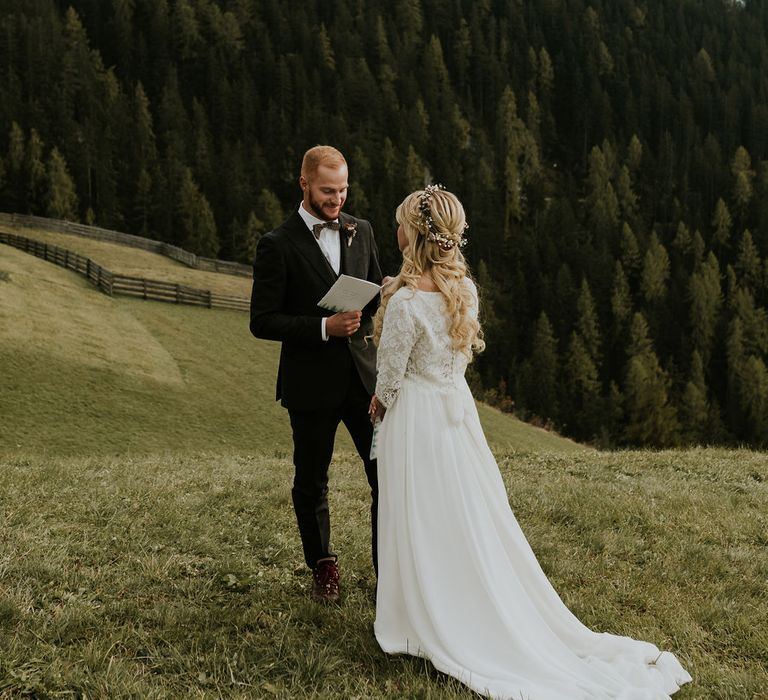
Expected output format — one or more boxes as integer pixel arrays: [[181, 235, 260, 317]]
[[299, 175, 308, 192]]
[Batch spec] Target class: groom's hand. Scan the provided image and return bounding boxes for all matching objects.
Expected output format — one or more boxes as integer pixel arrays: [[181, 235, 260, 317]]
[[327, 310, 362, 337]]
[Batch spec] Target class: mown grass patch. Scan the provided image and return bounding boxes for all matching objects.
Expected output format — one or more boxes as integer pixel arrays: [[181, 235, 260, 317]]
[[1, 243, 584, 457], [5, 226, 252, 298], [0, 449, 765, 698]]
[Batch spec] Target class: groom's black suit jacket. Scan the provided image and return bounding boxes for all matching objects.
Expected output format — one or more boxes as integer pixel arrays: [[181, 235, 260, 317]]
[[249, 209, 382, 410]]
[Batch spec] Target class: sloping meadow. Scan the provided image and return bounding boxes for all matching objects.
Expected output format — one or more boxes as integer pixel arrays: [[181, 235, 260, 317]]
[[1, 242, 766, 697], [0, 449, 764, 697]]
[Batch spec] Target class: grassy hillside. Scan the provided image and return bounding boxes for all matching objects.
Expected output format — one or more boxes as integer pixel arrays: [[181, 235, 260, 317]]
[[0, 242, 584, 456], [0, 448, 764, 698], [7, 225, 253, 297], [3, 241, 765, 698]]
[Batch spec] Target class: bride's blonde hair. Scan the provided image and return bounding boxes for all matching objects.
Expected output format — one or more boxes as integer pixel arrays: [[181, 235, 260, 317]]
[[373, 188, 485, 358]]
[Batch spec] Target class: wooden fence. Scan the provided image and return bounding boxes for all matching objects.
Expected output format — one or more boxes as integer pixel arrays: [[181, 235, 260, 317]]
[[0, 211, 253, 278], [0, 231, 250, 312]]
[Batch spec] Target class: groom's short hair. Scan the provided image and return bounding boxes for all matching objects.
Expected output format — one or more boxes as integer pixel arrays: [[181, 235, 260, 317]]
[[301, 145, 346, 179]]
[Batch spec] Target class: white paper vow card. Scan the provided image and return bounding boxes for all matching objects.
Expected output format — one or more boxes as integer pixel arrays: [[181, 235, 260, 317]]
[[317, 274, 381, 312]]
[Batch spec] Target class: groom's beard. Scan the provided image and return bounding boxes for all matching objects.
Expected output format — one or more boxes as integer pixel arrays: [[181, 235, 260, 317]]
[[309, 194, 343, 222]]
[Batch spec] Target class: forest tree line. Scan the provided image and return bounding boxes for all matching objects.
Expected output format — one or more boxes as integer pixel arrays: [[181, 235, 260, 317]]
[[1, 0, 767, 446]]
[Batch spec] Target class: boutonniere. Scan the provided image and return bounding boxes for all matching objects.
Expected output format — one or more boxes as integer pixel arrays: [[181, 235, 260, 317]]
[[343, 222, 358, 247]]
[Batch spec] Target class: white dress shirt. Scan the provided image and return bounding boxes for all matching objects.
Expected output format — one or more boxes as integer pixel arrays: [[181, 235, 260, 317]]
[[298, 203, 341, 341]]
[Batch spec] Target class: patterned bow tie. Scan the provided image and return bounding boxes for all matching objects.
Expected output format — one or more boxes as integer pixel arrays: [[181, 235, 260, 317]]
[[312, 221, 340, 239]]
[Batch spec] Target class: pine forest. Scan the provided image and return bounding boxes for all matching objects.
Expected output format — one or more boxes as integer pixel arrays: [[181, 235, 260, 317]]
[[2, 0, 768, 447]]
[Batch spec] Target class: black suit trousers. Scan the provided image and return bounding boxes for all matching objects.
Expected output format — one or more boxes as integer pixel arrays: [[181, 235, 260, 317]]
[[288, 364, 378, 572]]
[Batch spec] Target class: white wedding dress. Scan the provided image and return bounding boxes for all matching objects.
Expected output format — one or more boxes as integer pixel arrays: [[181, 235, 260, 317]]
[[373, 280, 691, 700]]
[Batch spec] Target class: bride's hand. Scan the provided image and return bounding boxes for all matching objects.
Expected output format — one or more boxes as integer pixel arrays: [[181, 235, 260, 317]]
[[368, 395, 385, 423]]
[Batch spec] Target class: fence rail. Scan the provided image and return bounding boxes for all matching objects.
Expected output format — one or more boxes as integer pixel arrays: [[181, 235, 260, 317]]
[[0, 231, 250, 312], [0, 211, 253, 278]]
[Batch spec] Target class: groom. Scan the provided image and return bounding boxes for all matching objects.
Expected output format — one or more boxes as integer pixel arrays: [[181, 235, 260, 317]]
[[249, 145, 382, 604]]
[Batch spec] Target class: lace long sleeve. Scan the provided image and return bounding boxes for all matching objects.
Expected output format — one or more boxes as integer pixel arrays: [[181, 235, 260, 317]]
[[375, 292, 418, 408]]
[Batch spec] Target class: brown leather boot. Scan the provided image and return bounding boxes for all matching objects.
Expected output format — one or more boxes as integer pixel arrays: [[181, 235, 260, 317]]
[[311, 557, 340, 604]]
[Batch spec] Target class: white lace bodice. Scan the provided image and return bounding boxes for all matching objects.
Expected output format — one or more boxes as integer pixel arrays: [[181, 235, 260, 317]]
[[375, 280, 477, 408]]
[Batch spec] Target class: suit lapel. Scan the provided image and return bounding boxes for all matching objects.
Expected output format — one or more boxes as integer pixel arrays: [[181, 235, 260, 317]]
[[284, 210, 338, 286], [339, 213, 357, 276]]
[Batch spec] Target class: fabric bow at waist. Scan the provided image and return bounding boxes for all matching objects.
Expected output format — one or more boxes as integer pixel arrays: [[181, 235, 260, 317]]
[[401, 375, 472, 425]]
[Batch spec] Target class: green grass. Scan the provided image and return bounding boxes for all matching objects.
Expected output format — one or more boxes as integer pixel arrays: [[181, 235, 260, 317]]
[[0, 243, 584, 457], [1, 240, 766, 698], [0, 449, 765, 698], [6, 225, 253, 298]]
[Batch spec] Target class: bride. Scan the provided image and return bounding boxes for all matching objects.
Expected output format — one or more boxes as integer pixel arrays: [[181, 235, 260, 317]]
[[368, 186, 691, 700]]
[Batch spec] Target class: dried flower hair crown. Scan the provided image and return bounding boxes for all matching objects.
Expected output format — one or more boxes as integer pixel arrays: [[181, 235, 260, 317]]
[[417, 183, 468, 251]]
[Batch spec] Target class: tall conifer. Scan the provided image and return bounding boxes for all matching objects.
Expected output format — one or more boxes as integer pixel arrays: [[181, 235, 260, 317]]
[[623, 313, 679, 446], [640, 232, 670, 303], [680, 350, 709, 443], [525, 312, 559, 420], [45, 148, 79, 220], [688, 252, 722, 363], [178, 168, 218, 258], [735, 230, 762, 293], [711, 198, 732, 250]]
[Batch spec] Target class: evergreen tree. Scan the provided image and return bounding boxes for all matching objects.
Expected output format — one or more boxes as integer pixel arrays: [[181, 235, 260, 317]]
[[553, 262, 576, 335], [726, 317, 747, 435], [671, 221, 692, 257], [691, 230, 706, 268], [739, 355, 768, 443], [7, 121, 24, 174], [232, 211, 263, 262], [731, 145, 754, 220], [178, 168, 218, 258], [627, 134, 643, 174], [562, 331, 601, 440], [25, 129, 47, 213], [616, 165, 638, 222], [688, 252, 722, 363], [640, 232, 670, 303], [255, 189, 284, 233], [610, 261, 632, 329], [586, 145, 619, 234], [45, 147, 79, 220], [134, 168, 153, 235], [575, 278, 602, 365], [620, 222, 642, 283], [110, 0, 135, 73], [711, 197, 732, 250], [623, 313, 679, 446], [523, 312, 559, 420], [171, 0, 201, 60], [2, 122, 25, 210], [497, 85, 539, 232], [404, 145, 428, 192], [680, 350, 709, 443], [735, 229, 762, 293], [1, 0, 768, 447], [731, 287, 768, 358], [317, 23, 336, 71]]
